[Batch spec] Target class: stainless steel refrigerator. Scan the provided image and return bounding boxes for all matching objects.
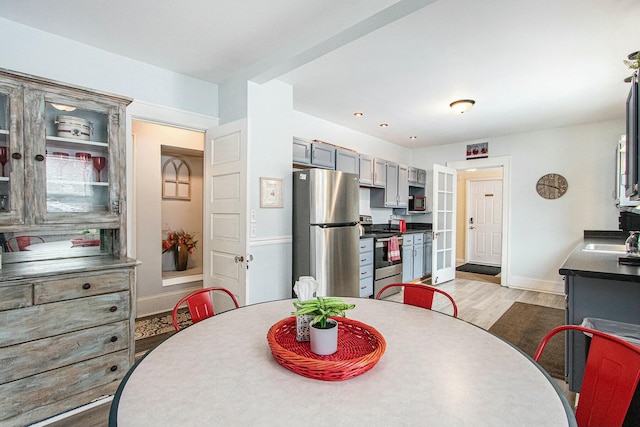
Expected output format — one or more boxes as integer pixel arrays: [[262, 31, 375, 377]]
[[293, 169, 360, 297]]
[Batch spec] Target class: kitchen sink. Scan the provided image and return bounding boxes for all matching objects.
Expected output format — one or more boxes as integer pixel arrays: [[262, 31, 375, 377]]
[[582, 243, 627, 254]]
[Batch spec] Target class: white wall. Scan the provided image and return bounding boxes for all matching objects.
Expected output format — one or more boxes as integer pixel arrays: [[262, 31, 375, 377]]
[[414, 119, 622, 293], [0, 17, 218, 117], [246, 80, 294, 303]]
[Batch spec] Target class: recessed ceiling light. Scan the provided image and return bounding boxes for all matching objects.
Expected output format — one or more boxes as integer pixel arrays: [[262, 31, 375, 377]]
[[379, 123, 389, 127], [353, 112, 363, 117], [409, 136, 417, 140]]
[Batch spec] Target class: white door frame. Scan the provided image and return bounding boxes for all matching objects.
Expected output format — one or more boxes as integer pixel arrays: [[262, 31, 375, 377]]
[[447, 156, 511, 287], [126, 101, 218, 259]]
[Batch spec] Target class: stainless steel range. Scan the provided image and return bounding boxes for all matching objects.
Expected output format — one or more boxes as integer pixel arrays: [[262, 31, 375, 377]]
[[373, 234, 403, 298], [359, 215, 403, 298]]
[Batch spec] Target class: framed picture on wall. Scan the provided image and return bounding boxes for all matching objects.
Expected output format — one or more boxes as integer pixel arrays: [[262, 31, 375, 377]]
[[260, 177, 284, 208]]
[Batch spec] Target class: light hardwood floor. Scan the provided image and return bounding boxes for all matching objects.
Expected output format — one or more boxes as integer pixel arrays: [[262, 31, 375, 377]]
[[41, 272, 570, 426]]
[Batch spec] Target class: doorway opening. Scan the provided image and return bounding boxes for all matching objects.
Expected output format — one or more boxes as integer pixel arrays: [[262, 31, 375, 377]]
[[447, 157, 510, 287]]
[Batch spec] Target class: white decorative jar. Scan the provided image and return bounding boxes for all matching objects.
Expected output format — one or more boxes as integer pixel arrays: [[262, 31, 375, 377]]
[[54, 115, 93, 140]]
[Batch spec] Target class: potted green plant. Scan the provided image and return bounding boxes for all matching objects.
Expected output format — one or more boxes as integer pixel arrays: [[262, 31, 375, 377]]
[[292, 297, 355, 355]]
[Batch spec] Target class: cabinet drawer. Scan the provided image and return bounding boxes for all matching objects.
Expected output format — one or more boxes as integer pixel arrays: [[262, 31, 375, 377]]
[[0, 320, 129, 384], [0, 349, 129, 423], [403, 234, 414, 245], [359, 264, 374, 280], [0, 284, 33, 311], [359, 251, 374, 267], [359, 277, 373, 298], [34, 270, 130, 304], [413, 233, 424, 245], [359, 238, 373, 252], [0, 292, 129, 347]]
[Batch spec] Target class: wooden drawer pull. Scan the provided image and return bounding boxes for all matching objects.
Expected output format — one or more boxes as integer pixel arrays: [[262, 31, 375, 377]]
[[82, 283, 91, 290], [109, 306, 118, 312], [110, 365, 118, 372], [110, 336, 118, 342]]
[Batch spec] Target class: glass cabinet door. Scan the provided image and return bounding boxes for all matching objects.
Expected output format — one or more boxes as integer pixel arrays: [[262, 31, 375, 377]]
[[0, 81, 25, 226], [24, 89, 123, 227]]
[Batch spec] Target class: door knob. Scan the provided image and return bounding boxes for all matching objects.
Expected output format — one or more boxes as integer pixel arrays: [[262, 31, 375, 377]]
[[470, 226, 476, 229], [234, 255, 244, 263]]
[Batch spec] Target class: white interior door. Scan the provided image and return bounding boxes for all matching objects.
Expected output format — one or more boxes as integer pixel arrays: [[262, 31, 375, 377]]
[[467, 179, 503, 266], [431, 164, 457, 285], [205, 119, 248, 307]]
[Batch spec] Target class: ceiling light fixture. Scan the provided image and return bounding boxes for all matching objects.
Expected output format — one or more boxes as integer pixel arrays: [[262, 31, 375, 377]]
[[380, 123, 388, 127], [409, 136, 417, 140], [449, 99, 475, 114], [353, 112, 363, 117]]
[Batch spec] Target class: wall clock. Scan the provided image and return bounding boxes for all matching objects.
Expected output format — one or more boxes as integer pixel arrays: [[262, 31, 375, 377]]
[[536, 173, 568, 199]]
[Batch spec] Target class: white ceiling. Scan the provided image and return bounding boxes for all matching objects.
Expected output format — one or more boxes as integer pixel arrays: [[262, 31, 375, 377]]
[[1, 0, 638, 148]]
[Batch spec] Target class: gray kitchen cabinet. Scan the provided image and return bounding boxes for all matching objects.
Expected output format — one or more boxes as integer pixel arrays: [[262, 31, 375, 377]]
[[402, 233, 424, 282], [310, 141, 335, 169], [358, 154, 374, 186], [418, 169, 427, 186], [370, 162, 408, 208], [336, 147, 359, 174], [0, 70, 130, 246], [373, 158, 386, 187], [385, 162, 399, 206], [564, 274, 640, 392], [0, 258, 138, 426], [409, 167, 427, 187], [423, 232, 432, 277], [292, 137, 311, 165], [359, 238, 374, 297], [293, 137, 335, 169], [402, 233, 414, 282], [397, 164, 409, 208], [412, 232, 424, 279]]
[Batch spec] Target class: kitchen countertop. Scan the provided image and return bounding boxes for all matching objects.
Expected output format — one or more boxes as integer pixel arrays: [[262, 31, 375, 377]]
[[361, 222, 432, 239], [559, 230, 640, 282]]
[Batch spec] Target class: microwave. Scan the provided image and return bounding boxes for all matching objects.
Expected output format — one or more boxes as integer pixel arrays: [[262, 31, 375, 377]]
[[409, 195, 426, 211]]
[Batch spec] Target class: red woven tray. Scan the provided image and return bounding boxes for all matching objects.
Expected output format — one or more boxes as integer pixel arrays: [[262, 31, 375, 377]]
[[267, 316, 386, 381]]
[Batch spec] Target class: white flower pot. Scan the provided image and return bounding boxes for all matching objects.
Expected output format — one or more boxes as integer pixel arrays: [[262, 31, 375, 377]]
[[310, 319, 338, 355]]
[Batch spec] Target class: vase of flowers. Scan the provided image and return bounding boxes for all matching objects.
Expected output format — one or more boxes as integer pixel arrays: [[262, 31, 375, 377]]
[[162, 229, 198, 271]]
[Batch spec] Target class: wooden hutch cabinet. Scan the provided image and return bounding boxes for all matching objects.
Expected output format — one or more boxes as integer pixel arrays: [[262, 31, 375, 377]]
[[0, 69, 137, 426]]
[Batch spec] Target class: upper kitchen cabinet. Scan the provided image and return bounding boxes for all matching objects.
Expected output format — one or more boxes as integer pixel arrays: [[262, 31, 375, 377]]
[[358, 154, 374, 186], [373, 158, 386, 187], [0, 70, 131, 231], [335, 147, 359, 175], [408, 167, 427, 187], [292, 137, 335, 169], [370, 162, 408, 208]]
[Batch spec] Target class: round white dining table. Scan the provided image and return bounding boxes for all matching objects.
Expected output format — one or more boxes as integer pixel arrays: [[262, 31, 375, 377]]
[[110, 298, 576, 426]]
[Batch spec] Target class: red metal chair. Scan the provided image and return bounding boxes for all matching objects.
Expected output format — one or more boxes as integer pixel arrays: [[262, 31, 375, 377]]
[[7, 236, 45, 252], [534, 325, 640, 427], [172, 287, 240, 331], [375, 283, 458, 318]]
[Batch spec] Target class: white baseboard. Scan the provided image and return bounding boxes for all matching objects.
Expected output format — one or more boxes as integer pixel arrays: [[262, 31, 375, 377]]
[[136, 286, 201, 317], [506, 274, 564, 295]]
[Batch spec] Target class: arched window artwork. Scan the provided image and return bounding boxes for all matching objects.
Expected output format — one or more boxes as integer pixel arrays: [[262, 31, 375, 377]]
[[162, 157, 191, 200]]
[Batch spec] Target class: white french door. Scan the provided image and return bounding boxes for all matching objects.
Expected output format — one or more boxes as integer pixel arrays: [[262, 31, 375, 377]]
[[431, 164, 457, 285], [205, 119, 248, 308]]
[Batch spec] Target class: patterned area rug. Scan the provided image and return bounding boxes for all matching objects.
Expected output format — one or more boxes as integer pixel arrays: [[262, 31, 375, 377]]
[[135, 310, 191, 340]]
